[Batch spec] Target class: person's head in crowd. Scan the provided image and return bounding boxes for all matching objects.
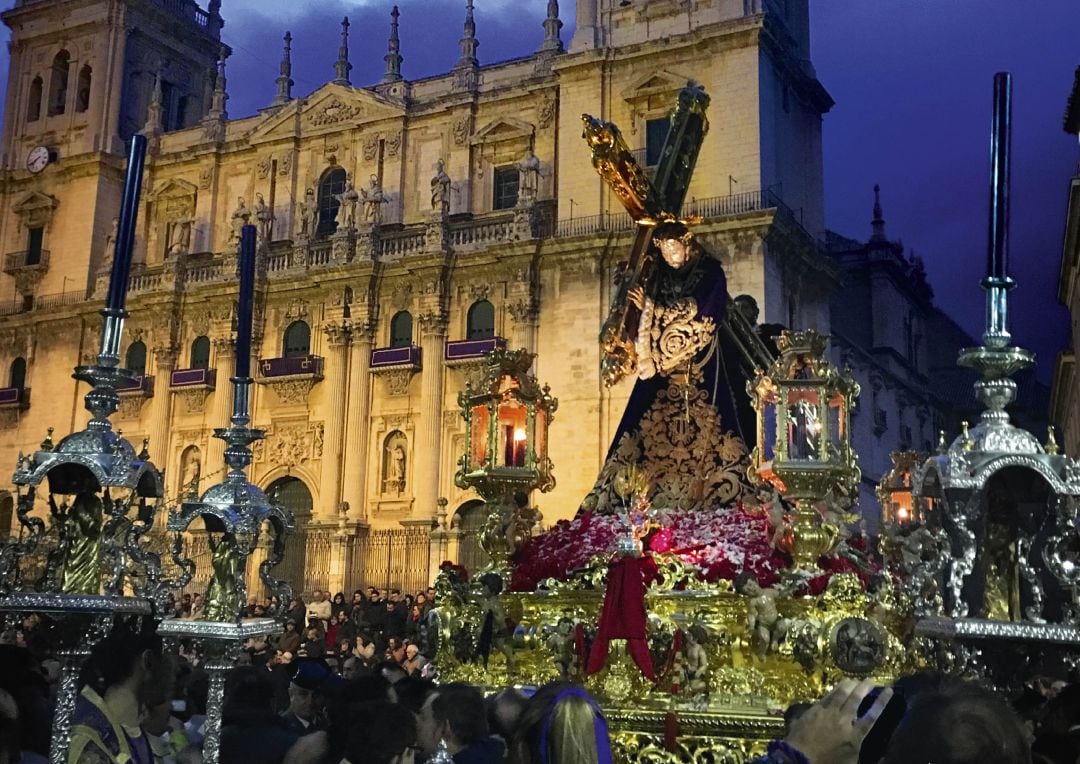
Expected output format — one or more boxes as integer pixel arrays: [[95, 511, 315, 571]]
[[878, 675, 1032, 764], [376, 660, 408, 685], [83, 617, 170, 714], [340, 701, 418, 764], [386, 601, 397, 614], [340, 657, 360, 681], [222, 665, 277, 723], [336, 610, 349, 625], [192, 593, 203, 606], [352, 590, 364, 606], [410, 604, 423, 621], [426, 587, 436, 601], [416, 593, 427, 608], [182, 593, 191, 605], [390, 589, 401, 603], [254, 604, 266, 617], [393, 677, 436, 716], [312, 590, 324, 604], [487, 688, 530, 742], [284, 619, 297, 634], [508, 682, 612, 764], [305, 627, 319, 642], [333, 592, 345, 607], [280, 651, 294, 666], [370, 588, 382, 603], [287, 661, 332, 725], [270, 595, 281, 610], [405, 644, 420, 661], [417, 682, 501, 759], [404, 594, 415, 610]]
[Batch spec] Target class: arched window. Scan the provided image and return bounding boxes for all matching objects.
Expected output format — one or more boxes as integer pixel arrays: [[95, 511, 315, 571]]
[[75, 64, 91, 113], [390, 311, 413, 348], [27, 76, 42, 122], [190, 336, 211, 369], [8, 357, 26, 390], [316, 167, 347, 237], [267, 476, 313, 515], [47, 50, 70, 117], [125, 341, 147, 376], [282, 320, 311, 358], [466, 300, 495, 340]]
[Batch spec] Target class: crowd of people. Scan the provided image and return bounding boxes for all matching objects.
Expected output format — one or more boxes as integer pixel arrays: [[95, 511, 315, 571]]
[[1, 598, 1078, 763]]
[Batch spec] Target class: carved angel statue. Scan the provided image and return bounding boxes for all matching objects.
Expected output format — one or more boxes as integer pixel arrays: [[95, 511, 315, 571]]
[[336, 178, 360, 230], [735, 571, 790, 659], [181, 449, 202, 499], [362, 175, 388, 225], [431, 159, 452, 216], [61, 492, 104, 595], [204, 531, 241, 622], [680, 624, 710, 694], [517, 149, 541, 203]]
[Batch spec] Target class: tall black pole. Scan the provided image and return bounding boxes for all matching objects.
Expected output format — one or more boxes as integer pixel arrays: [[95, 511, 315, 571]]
[[986, 72, 1012, 282], [105, 135, 148, 316]]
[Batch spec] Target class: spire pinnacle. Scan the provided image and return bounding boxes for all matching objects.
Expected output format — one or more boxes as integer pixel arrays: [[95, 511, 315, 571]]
[[209, 53, 228, 120], [333, 17, 352, 86], [870, 184, 886, 242], [144, 69, 163, 133], [540, 0, 564, 52], [272, 31, 294, 106], [383, 6, 404, 83], [456, 0, 479, 69]]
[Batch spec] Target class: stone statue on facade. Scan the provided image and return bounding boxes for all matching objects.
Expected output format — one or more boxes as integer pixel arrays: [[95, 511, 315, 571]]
[[101, 217, 119, 272], [254, 192, 273, 246], [517, 148, 541, 204], [336, 178, 360, 230], [362, 175, 388, 225], [298, 187, 317, 238], [166, 216, 194, 256], [229, 196, 250, 247], [386, 442, 406, 493], [431, 159, 452, 216], [182, 448, 202, 499]]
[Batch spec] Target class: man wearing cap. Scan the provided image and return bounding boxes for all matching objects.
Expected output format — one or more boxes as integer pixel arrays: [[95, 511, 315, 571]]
[[280, 660, 329, 735]]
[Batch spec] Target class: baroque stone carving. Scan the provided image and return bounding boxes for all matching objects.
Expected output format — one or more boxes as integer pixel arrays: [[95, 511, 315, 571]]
[[309, 97, 360, 127], [256, 156, 272, 179], [362, 134, 380, 161], [264, 421, 324, 468], [264, 378, 317, 406], [537, 96, 556, 129], [178, 388, 212, 415], [386, 131, 402, 157], [381, 369, 415, 396], [453, 117, 471, 146], [279, 154, 292, 176], [199, 167, 213, 189], [116, 396, 148, 420]]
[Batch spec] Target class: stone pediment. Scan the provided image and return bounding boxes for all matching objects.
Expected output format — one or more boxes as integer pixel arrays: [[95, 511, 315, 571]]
[[249, 84, 405, 143], [13, 191, 59, 227], [623, 70, 690, 103], [150, 178, 198, 200], [470, 116, 534, 147]]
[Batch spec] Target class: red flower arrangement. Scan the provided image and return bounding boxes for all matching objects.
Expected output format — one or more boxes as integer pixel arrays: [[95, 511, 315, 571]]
[[509, 504, 879, 593]]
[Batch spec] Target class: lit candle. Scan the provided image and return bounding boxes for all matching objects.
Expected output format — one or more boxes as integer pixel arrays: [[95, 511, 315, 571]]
[[513, 427, 527, 467], [235, 224, 257, 379], [105, 135, 148, 314]]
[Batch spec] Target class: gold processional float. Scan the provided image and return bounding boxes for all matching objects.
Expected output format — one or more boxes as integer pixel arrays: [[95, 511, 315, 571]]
[[0, 73, 1077, 764], [430, 74, 1080, 763]]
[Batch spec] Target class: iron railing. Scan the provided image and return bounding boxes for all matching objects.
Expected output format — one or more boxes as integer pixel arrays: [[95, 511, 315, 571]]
[[3, 250, 49, 272]]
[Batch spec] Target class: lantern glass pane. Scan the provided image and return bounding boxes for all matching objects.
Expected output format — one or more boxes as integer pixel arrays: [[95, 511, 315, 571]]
[[470, 403, 489, 466], [497, 397, 528, 467], [763, 397, 778, 462], [786, 388, 821, 461], [534, 409, 547, 461], [828, 392, 844, 455]]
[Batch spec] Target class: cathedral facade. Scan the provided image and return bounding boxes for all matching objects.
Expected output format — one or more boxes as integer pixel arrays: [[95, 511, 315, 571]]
[[0, 0, 841, 593]]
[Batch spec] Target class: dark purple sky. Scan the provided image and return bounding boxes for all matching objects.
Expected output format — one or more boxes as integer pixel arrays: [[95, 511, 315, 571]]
[[2, 1, 1076, 381]]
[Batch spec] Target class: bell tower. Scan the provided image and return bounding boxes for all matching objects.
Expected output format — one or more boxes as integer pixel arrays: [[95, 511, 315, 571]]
[[0, 0, 225, 168]]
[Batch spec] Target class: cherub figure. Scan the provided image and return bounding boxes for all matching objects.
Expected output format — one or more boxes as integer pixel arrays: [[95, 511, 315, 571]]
[[547, 617, 578, 679], [755, 483, 791, 552], [681, 624, 709, 695], [735, 572, 790, 658]]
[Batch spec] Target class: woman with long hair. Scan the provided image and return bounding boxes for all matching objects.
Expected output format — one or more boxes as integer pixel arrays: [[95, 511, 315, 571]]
[[508, 682, 613, 764]]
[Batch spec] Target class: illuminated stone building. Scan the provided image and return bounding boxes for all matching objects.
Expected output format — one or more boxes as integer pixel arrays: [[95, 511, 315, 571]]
[[0, 0, 842, 593]]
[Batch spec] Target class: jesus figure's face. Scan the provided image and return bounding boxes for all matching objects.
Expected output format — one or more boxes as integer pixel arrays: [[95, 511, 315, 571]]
[[657, 237, 690, 269]]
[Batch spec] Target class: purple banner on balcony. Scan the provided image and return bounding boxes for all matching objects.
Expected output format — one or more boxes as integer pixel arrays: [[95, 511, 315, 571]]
[[0, 386, 26, 407], [117, 375, 154, 396], [258, 355, 324, 379], [445, 337, 506, 362], [371, 345, 422, 369], [170, 368, 216, 388]]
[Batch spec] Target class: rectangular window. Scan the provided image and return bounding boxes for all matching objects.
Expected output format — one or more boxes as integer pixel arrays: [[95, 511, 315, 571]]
[[645, 117, 671, 167], [493, 167, 519, 210], [26, 227, 43, 266]]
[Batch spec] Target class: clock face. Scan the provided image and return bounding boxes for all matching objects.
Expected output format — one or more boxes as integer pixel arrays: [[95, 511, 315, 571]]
[[26, 146, 49, 173]]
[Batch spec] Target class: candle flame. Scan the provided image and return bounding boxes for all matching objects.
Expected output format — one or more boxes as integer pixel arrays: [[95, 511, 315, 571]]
[[513, 428, 527, 442]]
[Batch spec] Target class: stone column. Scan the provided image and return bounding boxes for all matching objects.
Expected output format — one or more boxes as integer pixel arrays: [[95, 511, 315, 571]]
[[148, 345, 177, 482], [205, 337, 235, 471], [428, 497, 450, 581], [320, 322, 351, 519], [415, 312, 448, 520], [342, 321, 375, 521]]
